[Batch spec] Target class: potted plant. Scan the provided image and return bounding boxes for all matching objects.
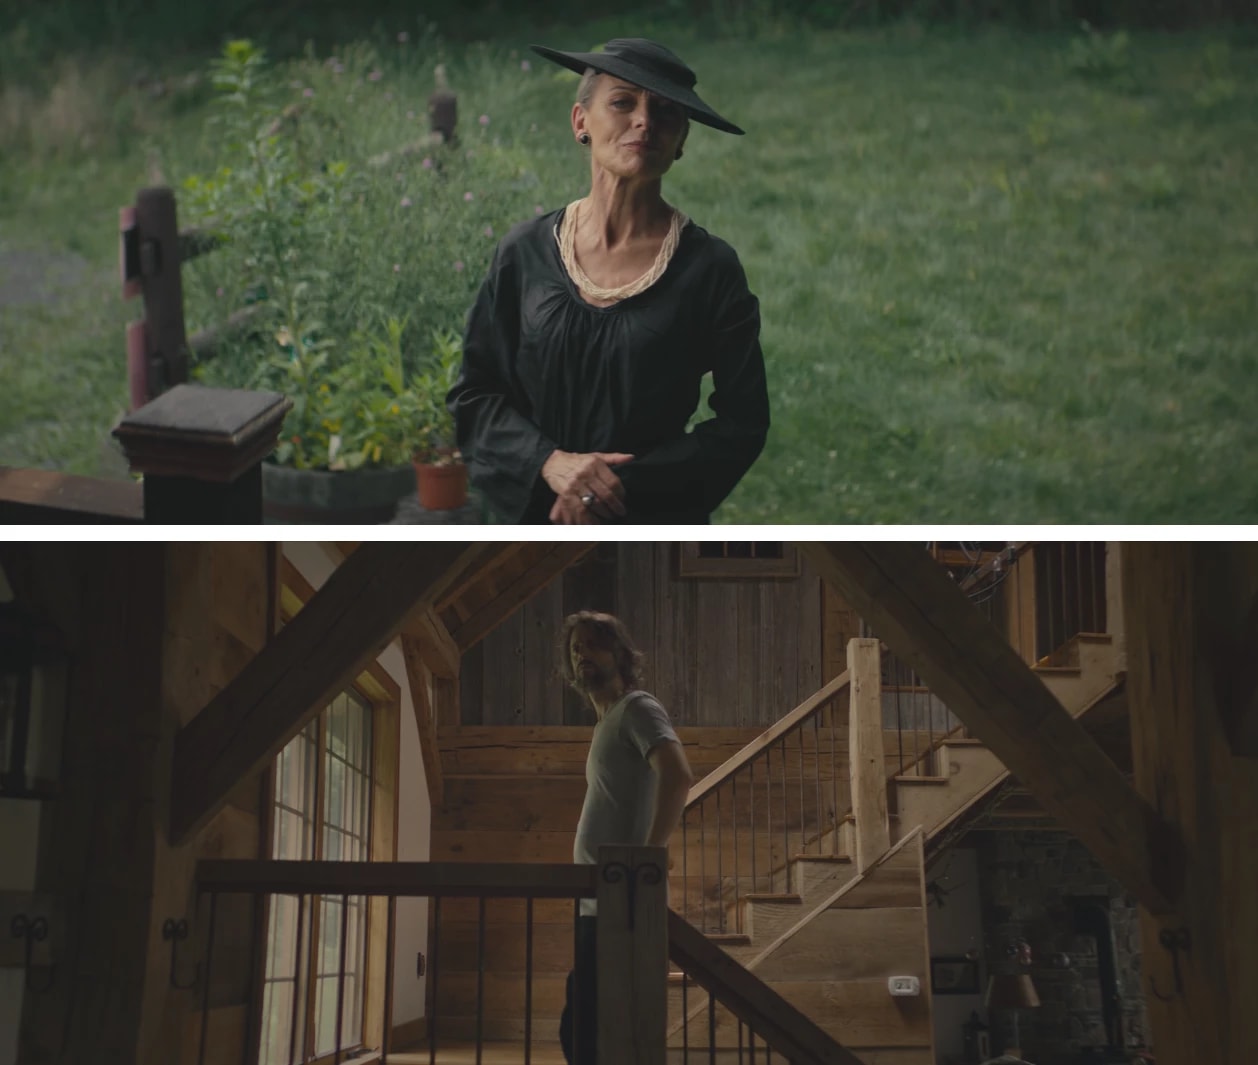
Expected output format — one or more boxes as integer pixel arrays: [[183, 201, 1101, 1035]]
[[409, 327, 468, 511]]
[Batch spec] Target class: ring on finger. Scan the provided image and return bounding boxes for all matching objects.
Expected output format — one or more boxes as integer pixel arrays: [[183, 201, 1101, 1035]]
[[580, 492, 596, 507]]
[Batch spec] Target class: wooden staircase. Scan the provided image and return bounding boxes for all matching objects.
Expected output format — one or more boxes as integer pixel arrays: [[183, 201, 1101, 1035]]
[[664, 632, 1123, 1064]]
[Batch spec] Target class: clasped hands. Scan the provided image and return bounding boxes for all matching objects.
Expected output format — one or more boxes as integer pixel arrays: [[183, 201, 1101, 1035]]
[[541, 449, 633, 524]]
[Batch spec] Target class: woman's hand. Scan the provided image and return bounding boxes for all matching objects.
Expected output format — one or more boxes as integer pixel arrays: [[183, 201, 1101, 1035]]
[[541, 449, 634, 524]]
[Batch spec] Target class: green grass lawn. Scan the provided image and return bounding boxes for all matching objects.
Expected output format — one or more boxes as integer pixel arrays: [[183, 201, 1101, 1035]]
[[2, 16, 1256, 523]]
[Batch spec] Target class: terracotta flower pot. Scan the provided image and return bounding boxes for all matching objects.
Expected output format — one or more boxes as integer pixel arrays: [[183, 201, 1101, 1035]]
[[413, 458, 469, 511]]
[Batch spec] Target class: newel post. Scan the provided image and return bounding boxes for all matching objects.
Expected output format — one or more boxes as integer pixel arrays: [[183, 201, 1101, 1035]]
[[112, 384, 291, 523], [596, 845, 668, 1065], [848, 637, 890, 872]]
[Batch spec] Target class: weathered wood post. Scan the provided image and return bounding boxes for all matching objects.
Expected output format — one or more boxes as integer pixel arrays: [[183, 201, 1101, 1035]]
[[597, 845, 668, 1065], [847, 637, 890, 872], [120, 187, 191, 405], [112, 384, 291, 523]]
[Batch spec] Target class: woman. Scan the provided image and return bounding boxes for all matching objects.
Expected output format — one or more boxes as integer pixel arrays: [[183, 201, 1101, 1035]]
[[447, 37, 770, 524]]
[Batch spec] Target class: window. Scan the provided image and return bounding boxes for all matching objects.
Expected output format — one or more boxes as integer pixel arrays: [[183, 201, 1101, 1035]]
[[676, 542, 800, 579], [260, 689, 374, 1065]]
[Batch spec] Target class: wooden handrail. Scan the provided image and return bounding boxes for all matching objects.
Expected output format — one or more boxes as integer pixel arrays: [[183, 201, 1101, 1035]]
[[685, 669, 851, 807], [0, 466, 142, 523], [667, 909, 865, 1065], [195, 859, 597, 898]]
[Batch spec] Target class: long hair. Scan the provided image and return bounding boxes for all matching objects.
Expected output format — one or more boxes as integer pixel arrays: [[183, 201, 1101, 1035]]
[[559, 610, 645, 693]]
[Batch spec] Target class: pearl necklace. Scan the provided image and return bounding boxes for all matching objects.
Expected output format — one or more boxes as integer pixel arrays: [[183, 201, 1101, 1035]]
[[558, 199, 687, 303]]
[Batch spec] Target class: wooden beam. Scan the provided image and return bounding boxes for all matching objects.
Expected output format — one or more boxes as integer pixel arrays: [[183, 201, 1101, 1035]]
[[402, 604, 461, 678], [169, 543, 505, 844], [401, 633, 445, 807], [435, 542, 532, 612], [448, 542, 597, 651], [848, 638, 890, 871], [798, 542, 1182, 916]]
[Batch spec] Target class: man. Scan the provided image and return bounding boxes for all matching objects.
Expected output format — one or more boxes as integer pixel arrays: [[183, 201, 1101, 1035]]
[[558, 610, 694, 1065]]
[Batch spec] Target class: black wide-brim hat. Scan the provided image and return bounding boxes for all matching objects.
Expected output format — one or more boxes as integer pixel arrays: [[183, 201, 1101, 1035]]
[[530, 38, 745, 136]]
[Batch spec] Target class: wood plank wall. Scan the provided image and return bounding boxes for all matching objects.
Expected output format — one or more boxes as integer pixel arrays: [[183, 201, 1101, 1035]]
[[461, 544, 826, 728], [13, 543, 273, 1065]]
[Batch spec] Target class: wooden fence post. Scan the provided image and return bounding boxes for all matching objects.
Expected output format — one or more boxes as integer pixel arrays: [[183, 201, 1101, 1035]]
[[596, 845, 667, 1065], [112, 384, 291, 524], [848, 637, 890, 872], [121, 187, 191, 403]]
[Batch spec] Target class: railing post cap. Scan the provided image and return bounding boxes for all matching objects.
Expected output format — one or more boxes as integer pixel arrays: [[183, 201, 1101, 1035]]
[[112, 383, 292, 483]]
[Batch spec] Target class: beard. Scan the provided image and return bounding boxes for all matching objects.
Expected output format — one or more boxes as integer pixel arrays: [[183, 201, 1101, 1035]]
[[576, 660, 618, 693]]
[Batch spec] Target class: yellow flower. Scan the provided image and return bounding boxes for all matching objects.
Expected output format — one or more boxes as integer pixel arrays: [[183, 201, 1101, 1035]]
[[390, 403, 400, 415], [319, 383, 330, 394]]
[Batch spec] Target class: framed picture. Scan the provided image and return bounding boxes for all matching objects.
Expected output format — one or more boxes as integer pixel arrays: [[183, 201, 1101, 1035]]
[[931, 955, 981, 995]]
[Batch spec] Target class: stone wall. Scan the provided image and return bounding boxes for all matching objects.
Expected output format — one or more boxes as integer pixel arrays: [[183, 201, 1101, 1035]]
[[975, 830, 1149, 1064]]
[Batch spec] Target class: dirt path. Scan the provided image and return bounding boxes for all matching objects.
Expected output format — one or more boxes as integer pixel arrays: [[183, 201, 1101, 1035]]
[[0, 246, 92, 310]]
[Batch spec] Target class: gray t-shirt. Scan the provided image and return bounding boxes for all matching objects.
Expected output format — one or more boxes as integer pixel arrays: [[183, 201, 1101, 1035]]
[[574, 689, 680, 914]]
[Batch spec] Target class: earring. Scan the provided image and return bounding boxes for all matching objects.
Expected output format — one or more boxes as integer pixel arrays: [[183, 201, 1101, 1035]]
[[579, 133, 590, 145]]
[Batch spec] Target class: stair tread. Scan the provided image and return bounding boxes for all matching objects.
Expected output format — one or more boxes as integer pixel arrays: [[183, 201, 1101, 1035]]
[[743, 892, 803, 903], [895, 775, 950, 784], [1033, 664, 1083, 674], [793, 853, 851, 862], [705, 933, 751, 944], [942, 737, 986, 746]]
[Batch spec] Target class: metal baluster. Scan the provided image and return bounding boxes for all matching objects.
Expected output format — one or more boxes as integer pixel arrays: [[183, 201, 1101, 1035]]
[[780, 740, 788, 893], [708, 990, 717, 1064], [288, 894, 306, 1065], [716, 787, 724, 933], [198, 891, 218, 1065], [1093, 543, 1103, 633], [765, 750, 772, 892], [429, 897, 440, 1065], [683, 973, 690, 1065], [701, 800, 708, 932], [1074, 542, 1085, 636], [525, 897, 533, 1065], [749, 758, 757, 894], [739, 1019, 745, 1064], [732, 775, 740, 934], [749, 1027, 756, 1065], [334, 894, 349, 1065], [382, 896, 396, 1065], [796, 726, 805, 858], [571, 900, 582, 1065], [682, 806, 689, 926], [813, 713, 822, 855], [829, 698, 838, 857], [476, 896, 486, 1065], [1047, 543, 1059, 655]]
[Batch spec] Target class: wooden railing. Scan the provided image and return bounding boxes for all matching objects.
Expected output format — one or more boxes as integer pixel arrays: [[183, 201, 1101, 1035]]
[[193, 850, 667, 1065], [666, 910, 862, 1065], [677, 671, 853, 933]]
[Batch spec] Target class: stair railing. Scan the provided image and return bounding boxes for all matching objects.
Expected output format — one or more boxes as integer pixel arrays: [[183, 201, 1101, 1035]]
[[677, 671, 851, 935], [884, 541, 1113, 780], [666, 909, 865, 1065]]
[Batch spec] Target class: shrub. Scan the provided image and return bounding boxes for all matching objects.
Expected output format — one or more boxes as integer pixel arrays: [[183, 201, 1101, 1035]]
[[177, 37, 544, 469]]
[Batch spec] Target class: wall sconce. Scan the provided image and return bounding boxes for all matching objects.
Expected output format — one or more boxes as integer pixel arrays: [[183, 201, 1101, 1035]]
[[0, 579, 70, 800]]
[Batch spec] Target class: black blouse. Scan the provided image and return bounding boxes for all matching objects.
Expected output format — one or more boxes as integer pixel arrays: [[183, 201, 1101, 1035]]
[[447, 208, 770, 523]]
